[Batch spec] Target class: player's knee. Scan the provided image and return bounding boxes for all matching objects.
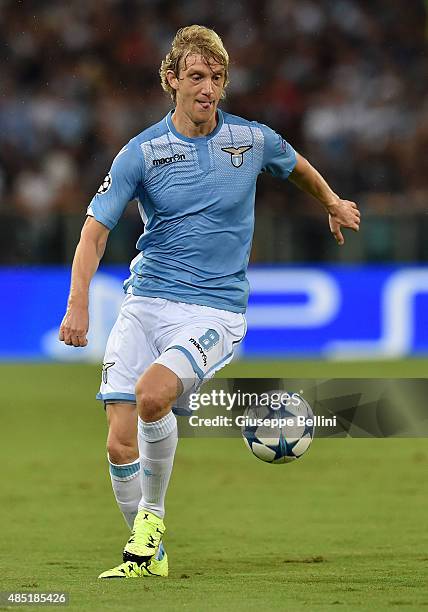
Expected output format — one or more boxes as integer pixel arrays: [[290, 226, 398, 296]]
[[107, 436, 138, 464], [135, 383, 167, 421]]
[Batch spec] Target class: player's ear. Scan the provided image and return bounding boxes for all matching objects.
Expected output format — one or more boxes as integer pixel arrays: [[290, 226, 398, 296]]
[[166, 70, 179, 92]]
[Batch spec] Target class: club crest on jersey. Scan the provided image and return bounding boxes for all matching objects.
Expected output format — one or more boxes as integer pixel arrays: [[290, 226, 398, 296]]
[[97, 173, 112, 195], [221, 145, 253, 168]]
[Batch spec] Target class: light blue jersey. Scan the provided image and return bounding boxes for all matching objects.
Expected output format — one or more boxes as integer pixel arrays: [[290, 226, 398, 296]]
[[87, 110, 296, 313]]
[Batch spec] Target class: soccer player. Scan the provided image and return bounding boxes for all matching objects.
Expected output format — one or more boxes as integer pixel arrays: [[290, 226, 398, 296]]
[[59, 25, 360, 578]]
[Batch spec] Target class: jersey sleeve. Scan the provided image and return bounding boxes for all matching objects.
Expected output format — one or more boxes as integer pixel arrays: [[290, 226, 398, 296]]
[[259, 123, 297, 179], [87, 137, 144, 230]]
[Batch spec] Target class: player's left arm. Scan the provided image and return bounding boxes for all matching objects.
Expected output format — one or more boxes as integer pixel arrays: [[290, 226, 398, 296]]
[[288, 153, 360, 245]]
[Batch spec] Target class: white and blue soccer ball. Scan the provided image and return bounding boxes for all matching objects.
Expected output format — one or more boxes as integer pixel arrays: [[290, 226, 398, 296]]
[[241, 391, 315, 464]]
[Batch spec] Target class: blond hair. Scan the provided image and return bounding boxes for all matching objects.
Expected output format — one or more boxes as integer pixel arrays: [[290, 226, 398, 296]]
[[160, 25, 229, 102]]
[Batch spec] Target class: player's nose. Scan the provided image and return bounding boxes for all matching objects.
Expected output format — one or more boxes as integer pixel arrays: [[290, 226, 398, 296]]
[[201, 78, 214, 96]]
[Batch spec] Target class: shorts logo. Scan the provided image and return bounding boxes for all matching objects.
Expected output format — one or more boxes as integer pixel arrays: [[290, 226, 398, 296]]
[[97, 173, 112, 195], [188, 329, 220, 367], [153, 153, 186, 166], [102, 361, 115, 384], [221, 145, 253, 168], [189, 338, 208, 366]]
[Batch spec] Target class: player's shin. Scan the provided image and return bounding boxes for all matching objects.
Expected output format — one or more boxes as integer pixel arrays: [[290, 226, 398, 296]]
[[137, 411, 178, 519], [108, 457, 141, 529]]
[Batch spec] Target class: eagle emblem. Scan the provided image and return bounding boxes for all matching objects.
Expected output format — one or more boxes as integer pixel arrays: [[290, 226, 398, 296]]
[[221, 145, 253, 168], [102, 361, 115, 384]]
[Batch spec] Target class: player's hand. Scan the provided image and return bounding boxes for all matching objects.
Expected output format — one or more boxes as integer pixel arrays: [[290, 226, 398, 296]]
[[328, 199, 360, 245], [59, 304, 89, 347]]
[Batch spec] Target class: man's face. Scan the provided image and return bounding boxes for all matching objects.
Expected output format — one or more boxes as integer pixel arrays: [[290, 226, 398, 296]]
[[169, 54, 226, 125]]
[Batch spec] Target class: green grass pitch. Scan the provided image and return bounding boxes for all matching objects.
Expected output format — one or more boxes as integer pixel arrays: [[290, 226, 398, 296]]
[[1, 361, 427, 611]]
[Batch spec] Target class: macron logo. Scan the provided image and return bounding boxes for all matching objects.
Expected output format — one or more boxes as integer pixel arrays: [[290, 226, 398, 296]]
[[189, 338, 207, 366], [153, 153, 186, 166]]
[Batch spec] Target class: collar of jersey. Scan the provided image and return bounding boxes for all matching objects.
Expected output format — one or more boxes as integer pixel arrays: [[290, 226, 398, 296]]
[[166, 109, 224, 143]]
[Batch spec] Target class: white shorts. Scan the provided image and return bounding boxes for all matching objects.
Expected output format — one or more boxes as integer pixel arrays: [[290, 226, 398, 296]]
[[96, 294, 246, 415]]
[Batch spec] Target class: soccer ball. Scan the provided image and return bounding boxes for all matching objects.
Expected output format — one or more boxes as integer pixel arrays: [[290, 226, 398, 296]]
[[241, 391, 314, 464]]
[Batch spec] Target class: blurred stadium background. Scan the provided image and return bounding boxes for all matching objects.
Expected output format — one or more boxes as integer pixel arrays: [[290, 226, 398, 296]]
[[1, 2, 427, 608], [0, 0, 427, 362]]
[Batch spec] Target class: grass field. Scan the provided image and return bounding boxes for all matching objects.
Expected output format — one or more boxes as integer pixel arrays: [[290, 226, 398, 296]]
[[1, 361, 427, 611]]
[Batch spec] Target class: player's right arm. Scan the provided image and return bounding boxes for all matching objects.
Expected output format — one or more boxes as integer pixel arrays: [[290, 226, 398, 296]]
[[59, 218, 109, 347], [59, 137, 144, 347]]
